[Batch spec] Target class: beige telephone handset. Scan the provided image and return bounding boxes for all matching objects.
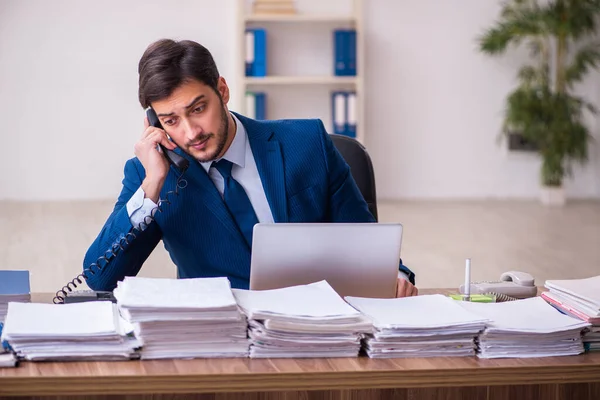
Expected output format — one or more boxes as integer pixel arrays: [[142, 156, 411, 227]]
[[459, 271, 537, 301]]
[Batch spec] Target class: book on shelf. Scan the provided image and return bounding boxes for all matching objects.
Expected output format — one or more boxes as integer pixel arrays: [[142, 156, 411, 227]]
[[245, 92, 267, 120], [245, 28, 267, 77], [333, 29, 356, 76], [331, 91, 356, 138]]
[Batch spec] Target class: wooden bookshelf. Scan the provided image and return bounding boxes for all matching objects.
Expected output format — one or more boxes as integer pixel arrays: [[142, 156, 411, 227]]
[[238, 0, 365, 143]]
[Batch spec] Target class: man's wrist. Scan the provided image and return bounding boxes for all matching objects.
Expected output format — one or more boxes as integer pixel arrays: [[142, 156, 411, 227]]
[[141, 176, 165, 203]]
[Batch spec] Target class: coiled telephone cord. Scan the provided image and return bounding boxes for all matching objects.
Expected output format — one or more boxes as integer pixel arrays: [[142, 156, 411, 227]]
[[52, 174, 188, 304]]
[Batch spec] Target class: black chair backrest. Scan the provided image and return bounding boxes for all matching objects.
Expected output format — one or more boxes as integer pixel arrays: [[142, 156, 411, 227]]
[[329, 134, 378, 221]]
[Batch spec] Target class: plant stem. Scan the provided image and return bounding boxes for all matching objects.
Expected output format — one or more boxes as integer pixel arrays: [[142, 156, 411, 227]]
[[555, 12, 568, 94], [547, 3, 568, 187]]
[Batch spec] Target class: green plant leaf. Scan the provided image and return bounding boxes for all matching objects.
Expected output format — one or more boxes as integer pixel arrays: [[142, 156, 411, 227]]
[[565, 42, 600, 86], [478, 8, 544, 55], [548, 0, 600, 40]]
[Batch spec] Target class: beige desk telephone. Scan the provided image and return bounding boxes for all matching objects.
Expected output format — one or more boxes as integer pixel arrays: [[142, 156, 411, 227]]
[[459, 271, 537, 301]]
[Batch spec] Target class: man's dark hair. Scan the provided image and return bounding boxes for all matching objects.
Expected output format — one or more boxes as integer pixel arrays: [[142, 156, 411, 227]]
[[138, 39, 220, 108]]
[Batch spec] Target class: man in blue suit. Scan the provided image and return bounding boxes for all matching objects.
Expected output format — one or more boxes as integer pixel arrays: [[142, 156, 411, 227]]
[[83, 39, 417, 297]]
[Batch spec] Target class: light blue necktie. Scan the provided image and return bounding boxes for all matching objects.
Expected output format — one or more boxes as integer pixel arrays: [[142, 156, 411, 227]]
[[213, 159, 259, 248]]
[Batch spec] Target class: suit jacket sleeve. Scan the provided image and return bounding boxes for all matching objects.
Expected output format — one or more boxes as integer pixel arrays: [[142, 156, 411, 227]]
[[82, 159, 162, 291], [318, 122, 416, 285]]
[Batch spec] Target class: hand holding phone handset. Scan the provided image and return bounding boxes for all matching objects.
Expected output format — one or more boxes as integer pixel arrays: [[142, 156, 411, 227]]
[[52, 108, 189, 304], [145, 108, 189, 172]]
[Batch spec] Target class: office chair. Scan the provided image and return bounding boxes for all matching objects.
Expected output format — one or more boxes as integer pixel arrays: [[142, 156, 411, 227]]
[[329, 134, 378, 221]]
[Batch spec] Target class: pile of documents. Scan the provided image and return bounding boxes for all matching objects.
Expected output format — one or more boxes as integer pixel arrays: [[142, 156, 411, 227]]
[[232, 281, 372, 358], [0, 302, 138, 361], [114, 277, 249, 359], [543, 275, 600, 352], [0, 322, 16, 368], [345, 294, 488, 358], [0, 270, 31, 323], [583, 328, 600, 352], [459, 297, 590, 358]]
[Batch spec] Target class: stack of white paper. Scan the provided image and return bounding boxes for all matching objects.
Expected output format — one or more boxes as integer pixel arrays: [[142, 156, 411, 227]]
[[345, 294, 488, 358], [114, 277, 249, 359], [543, 275, 600, 352], [584, 327, 600, 351], [0, 302, 138, 361], [232, 281, 372, 358], [459, 297, 590, 358]]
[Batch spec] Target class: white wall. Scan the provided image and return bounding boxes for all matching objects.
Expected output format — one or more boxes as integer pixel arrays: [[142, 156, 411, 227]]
[[364, 0, 600, 200], [0, 0, 241, 200], [1, 0, 599, 201]]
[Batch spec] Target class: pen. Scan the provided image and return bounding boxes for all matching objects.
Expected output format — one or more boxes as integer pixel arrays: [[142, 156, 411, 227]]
[[464, 258, 471, 302]]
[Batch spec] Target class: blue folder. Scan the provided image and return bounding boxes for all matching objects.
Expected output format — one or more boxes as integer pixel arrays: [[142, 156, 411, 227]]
[[255, 92, 266, 120], [333, 29, 347, 76], [246, 28, 267, 77], [345, 91, 356, 138], [347, 30, 357, 76], [0, 323, 9, 352], [333, 29, 357, 76], [0, 270, 30, 295], [246, 92, 267, 120], [331, 91, 347, 135]]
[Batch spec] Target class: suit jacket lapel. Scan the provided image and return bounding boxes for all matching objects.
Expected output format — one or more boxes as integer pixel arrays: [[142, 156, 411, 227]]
[[235, 112, 289, 223], [173, 147, 246, 246]]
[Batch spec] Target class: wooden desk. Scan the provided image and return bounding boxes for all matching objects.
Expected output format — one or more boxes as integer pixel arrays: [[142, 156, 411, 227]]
[[1, 292, 598, 400]]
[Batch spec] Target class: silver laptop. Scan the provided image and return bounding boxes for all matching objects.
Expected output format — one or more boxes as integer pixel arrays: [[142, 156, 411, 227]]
[[249, 223, 403, 298]]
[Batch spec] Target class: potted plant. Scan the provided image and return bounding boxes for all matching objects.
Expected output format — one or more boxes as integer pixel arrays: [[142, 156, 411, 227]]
[[478, 0, 600, 205]]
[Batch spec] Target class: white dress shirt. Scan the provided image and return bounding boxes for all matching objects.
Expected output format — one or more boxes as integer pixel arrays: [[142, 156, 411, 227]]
[[125, 113, 408, 282], [126, 113, 274, 230]]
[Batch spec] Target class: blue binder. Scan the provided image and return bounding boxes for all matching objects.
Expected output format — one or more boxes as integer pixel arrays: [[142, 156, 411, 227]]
[[345, 91, 356, 138], [0, 270, 30, 295], [333, 30, 347, 76], [254, 28, 267, 76], [333, 29, 357, 76], [331, 91, 347, 135], [245, 29, 254, 76], [245, 92, 267, 120], [245, 28, 267, 77], [255, 92, 266, 120], [347, 30, 357, 76], [0, 323, 9, 352]]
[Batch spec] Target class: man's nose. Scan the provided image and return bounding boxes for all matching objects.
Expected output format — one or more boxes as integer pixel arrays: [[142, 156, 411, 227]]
[[183, 118, 201, 141]]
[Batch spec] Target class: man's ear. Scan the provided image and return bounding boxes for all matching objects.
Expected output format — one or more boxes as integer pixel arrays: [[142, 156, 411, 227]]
[[217, 77, 230, 104]]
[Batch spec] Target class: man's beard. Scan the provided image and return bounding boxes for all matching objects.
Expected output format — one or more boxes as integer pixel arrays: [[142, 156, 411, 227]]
[[186, 104, 229, 163]]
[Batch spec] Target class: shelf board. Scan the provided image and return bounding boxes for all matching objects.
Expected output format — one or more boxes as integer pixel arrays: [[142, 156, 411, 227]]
[[244, 76, 358, 85], [244, 14, 356, 23]]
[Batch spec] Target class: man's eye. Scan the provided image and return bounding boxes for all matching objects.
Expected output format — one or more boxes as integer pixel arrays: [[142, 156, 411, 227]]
[[193, 105, 205, 113], [164, 119, 175, 126]]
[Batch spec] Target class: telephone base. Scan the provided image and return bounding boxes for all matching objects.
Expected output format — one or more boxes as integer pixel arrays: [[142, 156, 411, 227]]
[[63, 290, 116, 304]]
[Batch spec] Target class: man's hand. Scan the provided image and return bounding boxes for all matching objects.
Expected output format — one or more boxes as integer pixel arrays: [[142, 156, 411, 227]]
[[396, 278, 418, 298], [134, 117, 177, 203]]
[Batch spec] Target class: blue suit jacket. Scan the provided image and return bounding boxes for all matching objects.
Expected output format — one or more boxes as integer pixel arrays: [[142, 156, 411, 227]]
[[84, 113, 415, 291]]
